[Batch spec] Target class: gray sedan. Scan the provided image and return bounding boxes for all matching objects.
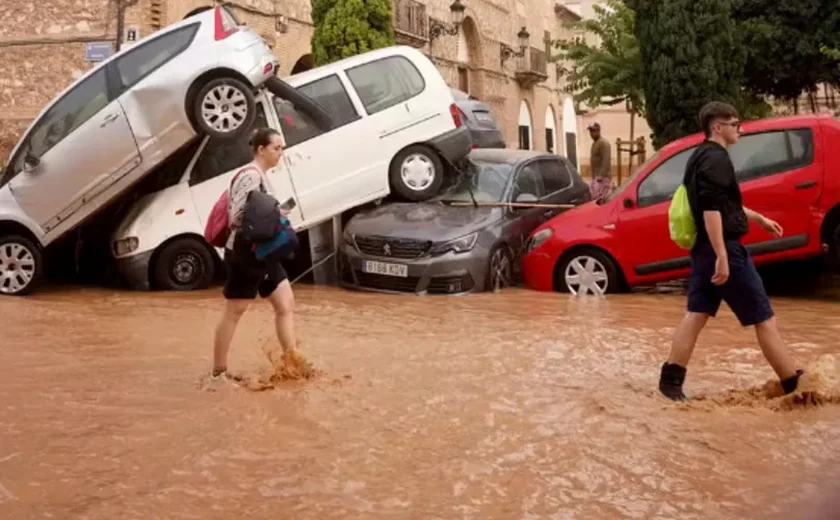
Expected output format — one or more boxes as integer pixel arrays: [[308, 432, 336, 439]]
[[338, 149, 591, 294]]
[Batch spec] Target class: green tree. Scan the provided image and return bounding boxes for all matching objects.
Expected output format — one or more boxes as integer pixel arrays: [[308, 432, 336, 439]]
[[735, 0, 840, 111], [553, 0, 645, 140], [310, 0, 395, 66], [626, 0, 748, 149]]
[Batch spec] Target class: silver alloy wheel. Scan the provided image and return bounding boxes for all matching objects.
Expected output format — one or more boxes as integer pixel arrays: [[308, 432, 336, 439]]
[[200, 84, 248, 133], [400, 153, 435, 192], [564, 255, 608, 295], [0, 241, 36, 295], [489, 248, 512, 291]]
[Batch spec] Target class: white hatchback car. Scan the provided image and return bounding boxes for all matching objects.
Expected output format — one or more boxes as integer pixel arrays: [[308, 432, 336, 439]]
[[0, 5, 278, 296]]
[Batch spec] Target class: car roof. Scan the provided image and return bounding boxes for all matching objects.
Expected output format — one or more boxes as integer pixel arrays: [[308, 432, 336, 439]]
[[287, 45, 423, 83], [469, 149, 558, 164], [659, 113, 833, 156]]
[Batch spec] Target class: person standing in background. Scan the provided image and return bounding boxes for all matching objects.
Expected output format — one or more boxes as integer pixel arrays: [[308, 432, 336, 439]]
[[587, 122, 612, 200]]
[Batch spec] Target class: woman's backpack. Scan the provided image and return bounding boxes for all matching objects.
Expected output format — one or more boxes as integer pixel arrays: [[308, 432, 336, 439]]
[[240, 189, 281, 243], [203, 167, 254, 248]]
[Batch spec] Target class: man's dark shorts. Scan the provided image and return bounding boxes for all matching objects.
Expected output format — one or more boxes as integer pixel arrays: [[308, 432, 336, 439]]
[[687, 239, 774, 327], [222, 234, 288, 300]]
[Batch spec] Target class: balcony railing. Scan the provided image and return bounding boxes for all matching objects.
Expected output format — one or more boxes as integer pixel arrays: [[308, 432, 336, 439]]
[[515, 48, 549, 88], [393, 0, 428, 46]]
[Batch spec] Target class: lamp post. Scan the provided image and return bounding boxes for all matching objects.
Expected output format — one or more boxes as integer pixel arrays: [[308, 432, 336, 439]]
[[500, 26, 530, 67], [429, 0, 466, 43]]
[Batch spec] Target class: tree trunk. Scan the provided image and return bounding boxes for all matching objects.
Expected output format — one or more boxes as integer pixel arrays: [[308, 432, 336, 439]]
[[793, 97, 799, 114], [809, 91, 817, 113]]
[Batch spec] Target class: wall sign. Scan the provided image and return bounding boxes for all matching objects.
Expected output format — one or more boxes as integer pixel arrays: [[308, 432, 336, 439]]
[[84, 42, 113, 62]]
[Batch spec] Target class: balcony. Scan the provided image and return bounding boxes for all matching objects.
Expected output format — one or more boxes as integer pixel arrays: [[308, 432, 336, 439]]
[[515, 48, 549, 89], [393, 0, 428, 48]]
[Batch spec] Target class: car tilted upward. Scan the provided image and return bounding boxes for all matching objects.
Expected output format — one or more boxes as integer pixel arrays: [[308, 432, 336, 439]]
[[339, 149, 591, 294]]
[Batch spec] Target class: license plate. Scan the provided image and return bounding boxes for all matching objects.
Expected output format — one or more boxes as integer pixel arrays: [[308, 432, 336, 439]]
[[362, 260, 408, 277]]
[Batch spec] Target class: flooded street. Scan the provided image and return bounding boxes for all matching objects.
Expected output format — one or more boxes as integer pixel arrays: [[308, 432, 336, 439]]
[[1, 285, 839, 519]]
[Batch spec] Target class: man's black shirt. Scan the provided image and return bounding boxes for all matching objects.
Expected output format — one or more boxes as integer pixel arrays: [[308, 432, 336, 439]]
[[683, 140, 749, 243]]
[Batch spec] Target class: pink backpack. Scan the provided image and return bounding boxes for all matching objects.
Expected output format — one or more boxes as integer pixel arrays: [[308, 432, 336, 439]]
[[203, 166, 257, 248]]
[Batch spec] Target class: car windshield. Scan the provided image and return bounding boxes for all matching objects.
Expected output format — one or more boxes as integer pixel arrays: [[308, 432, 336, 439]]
[[602, 149, 663, 203], [437, 160, 513, 203]]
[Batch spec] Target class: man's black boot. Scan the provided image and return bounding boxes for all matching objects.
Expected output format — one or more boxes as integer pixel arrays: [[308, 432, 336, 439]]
[[659, 362, 687, 401], [781, 369, 805, 395]]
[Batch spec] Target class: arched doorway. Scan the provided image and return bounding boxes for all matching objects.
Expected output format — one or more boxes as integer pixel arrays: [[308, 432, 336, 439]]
[[290, 54, 314, 75], [456, 16, 484, 99], [562, 97, 579, 168], [545, 105, 557, 154], [518, 100, 533, 150]]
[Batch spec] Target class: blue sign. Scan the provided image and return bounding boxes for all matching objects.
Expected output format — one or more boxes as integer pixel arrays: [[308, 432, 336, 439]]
[[85, 42, 113, 62]]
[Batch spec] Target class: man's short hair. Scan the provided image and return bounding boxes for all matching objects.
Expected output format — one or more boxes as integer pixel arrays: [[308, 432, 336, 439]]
[[699, 101, 739, 137]]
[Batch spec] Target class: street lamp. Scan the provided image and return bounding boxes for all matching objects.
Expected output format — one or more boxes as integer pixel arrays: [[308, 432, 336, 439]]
[[500, 26, 530, 66], [429, 0, 466, 43]]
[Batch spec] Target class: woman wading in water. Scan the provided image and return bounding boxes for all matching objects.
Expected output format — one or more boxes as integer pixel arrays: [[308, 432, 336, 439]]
[[209, 127, 297, 386]]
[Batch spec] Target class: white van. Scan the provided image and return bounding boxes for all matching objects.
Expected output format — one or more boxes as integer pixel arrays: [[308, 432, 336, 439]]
[[111, 45, 472, 291]]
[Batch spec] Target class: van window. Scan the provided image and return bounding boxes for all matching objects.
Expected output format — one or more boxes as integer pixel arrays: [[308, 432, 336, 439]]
[[273, 98, 323, 147], [296, 74, 359, 127], [345, 56, 426, 115], [114, 23, 199, 91], [637, 147, 696, 207], [729, 129, 814, 182], [189, 103, 268, 186], [5, 67, 110, 183]]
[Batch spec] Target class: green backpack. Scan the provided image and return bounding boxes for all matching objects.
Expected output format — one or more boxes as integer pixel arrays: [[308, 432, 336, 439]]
[[668, 184, 696, 250]]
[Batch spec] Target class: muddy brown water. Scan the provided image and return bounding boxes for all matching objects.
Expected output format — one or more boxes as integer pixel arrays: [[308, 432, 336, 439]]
[[1, 285, 839, 519]]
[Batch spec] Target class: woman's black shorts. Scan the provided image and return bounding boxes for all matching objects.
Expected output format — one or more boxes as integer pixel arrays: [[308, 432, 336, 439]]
[[222, 234, 288, 300]]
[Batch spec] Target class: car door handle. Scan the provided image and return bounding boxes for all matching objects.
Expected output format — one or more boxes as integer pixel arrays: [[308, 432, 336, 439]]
[[542, 209, 555, 218], [795, 180, 817, 190], [100, 113, 120, 127]]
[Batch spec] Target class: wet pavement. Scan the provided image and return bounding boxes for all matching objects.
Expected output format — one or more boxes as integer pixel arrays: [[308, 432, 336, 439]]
[[1, 285, 839, 519]]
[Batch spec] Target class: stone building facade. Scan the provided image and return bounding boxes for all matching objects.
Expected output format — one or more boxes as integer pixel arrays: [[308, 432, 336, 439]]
[[0, 0, 650, 178]]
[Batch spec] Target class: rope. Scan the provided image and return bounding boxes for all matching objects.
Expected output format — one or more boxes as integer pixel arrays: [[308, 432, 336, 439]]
[[289, 251, 337, 285]]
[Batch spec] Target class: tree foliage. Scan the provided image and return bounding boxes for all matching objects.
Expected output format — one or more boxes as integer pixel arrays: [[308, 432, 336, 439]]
[[626, 0, 748, 149], [310, 0, 395, 67], [553, 0, 644, 119], [735, 0, 840, 102]]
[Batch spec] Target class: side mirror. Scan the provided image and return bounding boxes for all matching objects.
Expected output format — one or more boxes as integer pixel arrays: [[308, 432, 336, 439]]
[[622, 198, 634, 209], [515, 193, 538, 204]]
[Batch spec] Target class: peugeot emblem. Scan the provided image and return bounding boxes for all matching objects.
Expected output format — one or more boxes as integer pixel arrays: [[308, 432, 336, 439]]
[[383, 244, 392, 255]]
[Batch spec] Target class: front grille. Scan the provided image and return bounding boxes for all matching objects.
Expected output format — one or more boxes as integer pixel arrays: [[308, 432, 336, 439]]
[[353, 270, 421, 292], [427, 274, 475, 294], [353, 235, 431, 259]]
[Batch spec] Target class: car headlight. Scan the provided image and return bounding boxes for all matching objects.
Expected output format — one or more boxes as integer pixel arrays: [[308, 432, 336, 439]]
[[429, 232, 478, 255], [112, 237, 139, 257], [526, 228, 553, 253]]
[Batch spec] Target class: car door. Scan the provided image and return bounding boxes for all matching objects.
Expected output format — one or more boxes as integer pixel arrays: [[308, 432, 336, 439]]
[[617, 146, 698, 278], [7, 66, 141, 235], [505, 161, 548, 259], [728, 127, 819, 250], [273, 73, 371, 223]]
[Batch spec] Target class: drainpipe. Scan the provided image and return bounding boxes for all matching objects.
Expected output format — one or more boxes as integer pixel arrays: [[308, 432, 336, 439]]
[[115, 0, 141, 53]]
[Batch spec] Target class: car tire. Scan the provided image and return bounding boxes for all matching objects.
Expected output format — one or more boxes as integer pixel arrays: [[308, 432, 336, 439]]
[[830, 223, 840, 272], [485, 244, 513, 292], [0, 234, 43, 296], [389, 145, 445, 201], [153, 237, 216, 291], [263, 76, 334, 131], [554, 247, 621, 295], [193, 77, 256, 140]]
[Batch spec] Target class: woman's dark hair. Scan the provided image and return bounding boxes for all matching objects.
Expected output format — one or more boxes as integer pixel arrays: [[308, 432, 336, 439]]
[[249, 127, 282, 153]]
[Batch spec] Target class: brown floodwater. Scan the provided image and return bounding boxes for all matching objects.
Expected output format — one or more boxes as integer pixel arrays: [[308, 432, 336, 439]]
[[1, 285, 839, 519]]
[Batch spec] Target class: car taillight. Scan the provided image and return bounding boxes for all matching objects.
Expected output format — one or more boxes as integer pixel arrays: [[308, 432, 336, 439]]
[[214, 6, 239, 40], [449, 103, 462, 128]]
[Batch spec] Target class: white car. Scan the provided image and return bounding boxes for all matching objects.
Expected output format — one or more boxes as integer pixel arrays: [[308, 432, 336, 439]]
[[0, 5, 278, 296], [111, 45, 473, 291]]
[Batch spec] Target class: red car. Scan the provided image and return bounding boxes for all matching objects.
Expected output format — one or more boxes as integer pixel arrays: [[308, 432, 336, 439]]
[[521, 114, 840, 294]]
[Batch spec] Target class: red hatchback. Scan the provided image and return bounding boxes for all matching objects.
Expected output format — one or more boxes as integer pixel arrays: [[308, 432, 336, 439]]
[[521, 114, 840, 294]]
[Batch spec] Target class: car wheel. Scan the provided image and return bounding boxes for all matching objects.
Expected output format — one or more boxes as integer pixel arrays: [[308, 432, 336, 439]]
[[389, 145, 445, 201], [193, 77, 256, 140], [154, 237, 216, 291], [555, 247, 620, 295], [830, 223, 840, 271], [486, 245, 514, 292], [0, 235, 43, 296]]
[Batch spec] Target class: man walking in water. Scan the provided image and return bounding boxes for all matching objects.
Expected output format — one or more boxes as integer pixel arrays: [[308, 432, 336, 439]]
[[658, 101, 805, 400], [587, 122, 612, 200]]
